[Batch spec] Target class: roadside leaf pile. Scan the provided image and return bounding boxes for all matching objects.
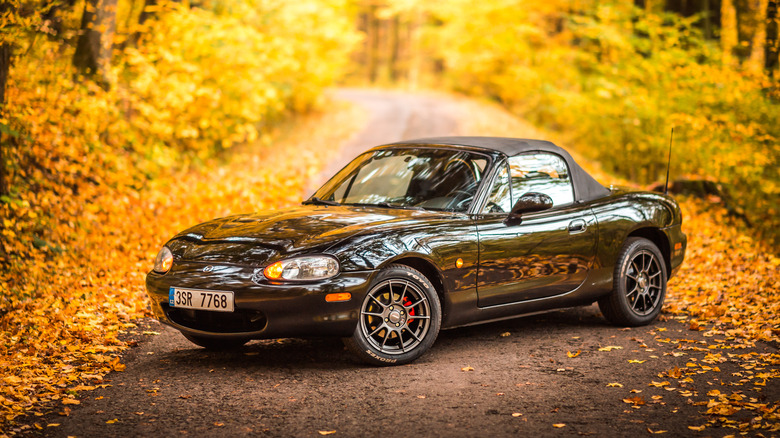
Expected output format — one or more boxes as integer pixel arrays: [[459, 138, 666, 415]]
[[1, 1, 358, 430], [0, 103, 363, 430]]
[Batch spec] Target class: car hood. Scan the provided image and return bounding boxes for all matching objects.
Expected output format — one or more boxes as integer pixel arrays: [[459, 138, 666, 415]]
[[166, 205, 452, 266]]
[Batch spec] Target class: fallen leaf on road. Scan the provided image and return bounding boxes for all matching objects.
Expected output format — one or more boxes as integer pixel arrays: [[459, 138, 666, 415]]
[[179, 395, 191, 399], [628, 359, 646, 364], [512, 413, 522, 417], [500, 332, 511, 337], [598, 346, 622, 351], [649, 381, 669, 387], [61, 399, 80, 405], [607, 383, 623, 387], [688, 425, 705, 431], [647, 427, 667, 434], [461, 366, 474, 372], [664, 366, 684, 379], [142, 331, 160, 335], [630, 389, 643, 393], [623, 396, 646, 405], [106, 419, 118, 424], [214, 422, 224, 427], [567, 350, 581, 358], [553, 423, 566, 428], [47, 424, 60, 427], [318, 431, 336, 436]]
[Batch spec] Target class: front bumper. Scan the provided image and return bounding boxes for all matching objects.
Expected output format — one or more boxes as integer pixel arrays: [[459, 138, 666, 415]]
[[145, 261, 377, 339]]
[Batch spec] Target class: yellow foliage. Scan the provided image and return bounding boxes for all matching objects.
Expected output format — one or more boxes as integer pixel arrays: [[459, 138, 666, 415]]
[[415, 0, 780, 244], [0, 1, 360, 428], [0, 99, 363, 427]]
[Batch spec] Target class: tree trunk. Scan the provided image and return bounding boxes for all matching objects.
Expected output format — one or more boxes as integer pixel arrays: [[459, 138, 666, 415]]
[[73, 0, 118, 89], [367, 3, 378, 84], [748, 0, 770, 73], [721, 0, 738, 65], [389, 15, 400, 82], [127, 0, 157, 48], [644, 0, 665, 13], [0, 43, 11, 196], [767, 0, 779, 77]]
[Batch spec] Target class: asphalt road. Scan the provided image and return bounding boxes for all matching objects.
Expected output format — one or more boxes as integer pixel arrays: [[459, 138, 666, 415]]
[[21, 89, 778, 437]]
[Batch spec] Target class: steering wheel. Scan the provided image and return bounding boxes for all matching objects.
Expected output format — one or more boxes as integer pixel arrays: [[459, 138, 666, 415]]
[[446, 190, 474, 211]]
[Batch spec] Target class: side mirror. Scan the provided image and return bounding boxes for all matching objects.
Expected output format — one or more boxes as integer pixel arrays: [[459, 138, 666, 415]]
[[504, 192, 553, 225]]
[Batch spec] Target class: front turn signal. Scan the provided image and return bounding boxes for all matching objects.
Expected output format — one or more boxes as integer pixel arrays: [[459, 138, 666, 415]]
[[264, 261, 284, 280]]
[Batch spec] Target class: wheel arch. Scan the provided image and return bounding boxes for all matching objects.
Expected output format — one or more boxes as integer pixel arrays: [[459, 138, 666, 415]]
[[386, 256, 448, 321], [628, 227, 671, 275]]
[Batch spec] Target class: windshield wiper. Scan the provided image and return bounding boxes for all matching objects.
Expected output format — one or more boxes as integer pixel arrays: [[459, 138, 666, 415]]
[[303, 197, 340, 206], [346, 202, 424, 211]]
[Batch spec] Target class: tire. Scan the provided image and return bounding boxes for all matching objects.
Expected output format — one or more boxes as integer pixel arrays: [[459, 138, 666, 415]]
[[598, 237, 667, 327], [183, 334, 248, 350], [344, 264, 442, 366]]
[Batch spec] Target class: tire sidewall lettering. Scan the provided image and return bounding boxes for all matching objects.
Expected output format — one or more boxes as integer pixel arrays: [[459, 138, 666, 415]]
[[365, 349, 397, 363]]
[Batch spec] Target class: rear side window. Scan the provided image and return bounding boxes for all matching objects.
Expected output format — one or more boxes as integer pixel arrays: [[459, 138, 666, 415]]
[[508, 153, 574, 207]]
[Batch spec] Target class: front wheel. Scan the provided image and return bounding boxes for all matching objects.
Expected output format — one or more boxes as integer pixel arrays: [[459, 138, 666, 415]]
[[344, 264, 442, 366], [598, 237, 667, 326]]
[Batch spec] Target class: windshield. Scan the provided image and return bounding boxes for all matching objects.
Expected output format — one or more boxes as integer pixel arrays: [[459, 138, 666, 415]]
[[311, 148, 490, 212]]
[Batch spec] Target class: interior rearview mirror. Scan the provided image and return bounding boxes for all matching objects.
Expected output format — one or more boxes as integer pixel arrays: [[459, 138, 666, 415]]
[[504, 192, 553, 225]]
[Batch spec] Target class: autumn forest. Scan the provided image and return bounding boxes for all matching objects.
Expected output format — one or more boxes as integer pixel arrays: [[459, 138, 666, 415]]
[[1, 0, 779, 434]]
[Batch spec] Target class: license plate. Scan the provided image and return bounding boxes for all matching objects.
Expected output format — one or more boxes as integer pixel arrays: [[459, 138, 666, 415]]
[[169, 287, 234, 312]]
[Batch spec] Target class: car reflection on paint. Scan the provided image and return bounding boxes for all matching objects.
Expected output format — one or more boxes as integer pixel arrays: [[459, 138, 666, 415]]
[[146, 137, 686, 365]]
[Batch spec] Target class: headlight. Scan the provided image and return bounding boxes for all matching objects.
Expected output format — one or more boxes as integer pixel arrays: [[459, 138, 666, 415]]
[[153, 246, 173, 274], [264, 255, 339, 281]]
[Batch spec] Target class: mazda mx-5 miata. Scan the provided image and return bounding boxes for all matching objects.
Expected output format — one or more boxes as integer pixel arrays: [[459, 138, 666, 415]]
[[146, 137, 686, 365]]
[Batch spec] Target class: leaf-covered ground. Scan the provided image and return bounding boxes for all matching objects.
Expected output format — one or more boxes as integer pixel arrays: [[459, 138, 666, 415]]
[[1, 92, 778, 436], [0, 101, 364, 433]]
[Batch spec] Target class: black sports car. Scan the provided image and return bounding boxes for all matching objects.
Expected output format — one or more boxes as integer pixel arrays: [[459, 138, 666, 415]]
[[146, 137, 686, 365]]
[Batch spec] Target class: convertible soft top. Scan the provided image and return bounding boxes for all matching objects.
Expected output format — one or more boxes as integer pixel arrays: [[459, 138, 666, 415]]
[[388, 136, 611, 203]]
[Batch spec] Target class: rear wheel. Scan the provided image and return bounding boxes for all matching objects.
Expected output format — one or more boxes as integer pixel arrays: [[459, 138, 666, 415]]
[[183, 334, 248, 350], [344, 264, 442, 366], [598, 237, 667, 326]]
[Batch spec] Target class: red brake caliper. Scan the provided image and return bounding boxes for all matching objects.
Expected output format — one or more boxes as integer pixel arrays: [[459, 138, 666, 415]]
[[403, 299, 415, 316]]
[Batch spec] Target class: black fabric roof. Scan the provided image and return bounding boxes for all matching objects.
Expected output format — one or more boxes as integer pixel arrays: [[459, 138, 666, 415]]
[[388, 136, 611, 203]]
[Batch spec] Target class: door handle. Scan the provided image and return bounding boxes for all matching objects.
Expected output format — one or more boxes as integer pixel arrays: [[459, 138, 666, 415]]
[[568, 219, 587, 234]]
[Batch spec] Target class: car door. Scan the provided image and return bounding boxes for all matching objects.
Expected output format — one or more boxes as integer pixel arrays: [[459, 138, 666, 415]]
[[476, 153, 597, 307]]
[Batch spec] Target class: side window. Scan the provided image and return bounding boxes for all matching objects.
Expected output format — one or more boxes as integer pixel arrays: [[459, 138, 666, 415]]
[[508, 153, 574, 207], [481, 162, 512, 213]]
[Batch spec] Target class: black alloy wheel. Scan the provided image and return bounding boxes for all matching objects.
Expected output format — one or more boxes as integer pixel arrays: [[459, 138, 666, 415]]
[[344, 264, 442, 365], [599, 237, 667, 326]]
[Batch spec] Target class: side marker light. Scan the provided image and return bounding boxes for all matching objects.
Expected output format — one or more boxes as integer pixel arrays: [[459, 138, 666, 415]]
[[326, 293, 351, 302], [456, 258, 464, 268]]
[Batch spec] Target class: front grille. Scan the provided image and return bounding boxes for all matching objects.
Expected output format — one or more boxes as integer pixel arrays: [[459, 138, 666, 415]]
[[164, 305, 267, 333]]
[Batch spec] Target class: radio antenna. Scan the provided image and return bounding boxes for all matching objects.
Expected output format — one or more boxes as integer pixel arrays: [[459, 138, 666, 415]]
[[664, 127, 674, 195]]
